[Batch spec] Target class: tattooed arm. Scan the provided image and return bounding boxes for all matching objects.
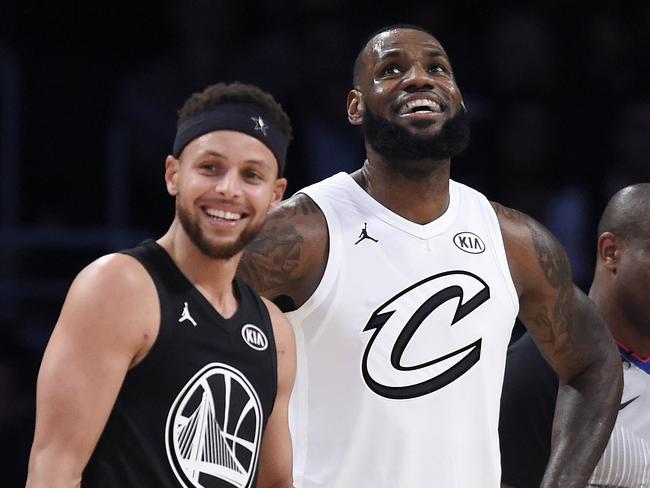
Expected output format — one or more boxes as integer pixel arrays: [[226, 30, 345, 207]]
[[493, 202, 622, 488], [239, 193, 329, 309]]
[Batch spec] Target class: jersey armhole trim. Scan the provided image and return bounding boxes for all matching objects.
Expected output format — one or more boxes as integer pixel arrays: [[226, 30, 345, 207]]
[[118, 252, 165, 372], [286, 191, 341, 323], [483, 200, 520, 314]]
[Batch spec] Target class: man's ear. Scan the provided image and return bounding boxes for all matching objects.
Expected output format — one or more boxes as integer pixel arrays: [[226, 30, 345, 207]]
[[165, 155, 180, 196], [268, 177, 288, 212], [347, 89, 365, 126], [598, 232, 622, 272]]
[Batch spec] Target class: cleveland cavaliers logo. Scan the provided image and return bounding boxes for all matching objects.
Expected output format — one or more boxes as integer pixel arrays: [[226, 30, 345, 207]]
[[165, 363, 263, 488], [361, 271, 489, 399]]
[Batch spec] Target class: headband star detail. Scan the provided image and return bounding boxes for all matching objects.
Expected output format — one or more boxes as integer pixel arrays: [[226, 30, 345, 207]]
[[251, 116, 268, 136]]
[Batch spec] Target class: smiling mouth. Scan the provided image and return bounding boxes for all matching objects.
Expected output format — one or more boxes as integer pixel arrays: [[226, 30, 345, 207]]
[[398, 98, 443, 116], [203, 207, 245, 222]]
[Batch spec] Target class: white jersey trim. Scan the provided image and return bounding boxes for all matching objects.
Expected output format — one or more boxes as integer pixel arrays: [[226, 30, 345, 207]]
[[289, 173, 519, 320], [287, 192, 342, 322], [342, 168, 460, 239], [474, 190, 519, 311]]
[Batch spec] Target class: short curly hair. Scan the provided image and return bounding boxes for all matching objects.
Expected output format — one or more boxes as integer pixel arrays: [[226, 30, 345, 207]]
[[177, 82, 292, 141]]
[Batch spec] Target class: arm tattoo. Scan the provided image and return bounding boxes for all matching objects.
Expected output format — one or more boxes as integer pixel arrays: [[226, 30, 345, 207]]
[[494, 205, 621, 487], [525, 218, 576, 361], [529, 223, 572, 290], [492, 201, 579, 366], [239, 195, 320, 296]]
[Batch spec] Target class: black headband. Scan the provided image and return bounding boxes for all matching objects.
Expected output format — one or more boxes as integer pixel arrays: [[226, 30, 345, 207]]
[[172, 104, 289, 176]]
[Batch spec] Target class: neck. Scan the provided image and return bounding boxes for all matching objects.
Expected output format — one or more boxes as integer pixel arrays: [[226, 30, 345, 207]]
[[589, 276, 650, 358], [158, 220, 240, 316], [352, 147, 451, 224]]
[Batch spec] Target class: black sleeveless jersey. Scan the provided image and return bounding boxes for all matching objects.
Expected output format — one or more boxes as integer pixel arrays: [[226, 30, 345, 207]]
[[83, 240, 278, 488]]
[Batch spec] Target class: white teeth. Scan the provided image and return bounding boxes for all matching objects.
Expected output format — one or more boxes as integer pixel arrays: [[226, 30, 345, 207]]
[[205, 208, 242, 221], [400, 99, 442, 114]]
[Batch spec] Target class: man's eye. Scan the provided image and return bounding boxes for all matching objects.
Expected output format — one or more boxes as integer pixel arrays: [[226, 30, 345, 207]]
[[245, 171, 263, 181], [383, 64, 401, 75], [429, 64, 451, 75]]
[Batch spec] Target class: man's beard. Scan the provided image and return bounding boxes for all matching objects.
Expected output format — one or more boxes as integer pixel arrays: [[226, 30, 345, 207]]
[[362, 106, 470, 164], [177, 201, 262, 260]]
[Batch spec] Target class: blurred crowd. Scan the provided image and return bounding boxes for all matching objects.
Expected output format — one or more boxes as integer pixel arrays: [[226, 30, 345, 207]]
[[1, 0, 649, 484]]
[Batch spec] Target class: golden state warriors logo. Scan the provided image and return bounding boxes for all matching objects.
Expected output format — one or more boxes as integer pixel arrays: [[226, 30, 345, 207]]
[[165, 363, 263, 488]]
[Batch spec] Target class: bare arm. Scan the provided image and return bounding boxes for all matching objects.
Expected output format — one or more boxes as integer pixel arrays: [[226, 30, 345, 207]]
[[239, 193, 328, 308], [26, 255, 157, 488], [256, 299, 297, 488], [493, 202, 622, 488]]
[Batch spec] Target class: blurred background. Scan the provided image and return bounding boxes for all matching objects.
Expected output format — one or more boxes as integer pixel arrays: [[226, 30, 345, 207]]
[[1, 0, 649, 483]]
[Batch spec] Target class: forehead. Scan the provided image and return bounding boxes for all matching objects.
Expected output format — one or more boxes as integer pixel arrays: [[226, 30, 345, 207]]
[[366, 29, 446, 61], [185, 130, 276, 167]]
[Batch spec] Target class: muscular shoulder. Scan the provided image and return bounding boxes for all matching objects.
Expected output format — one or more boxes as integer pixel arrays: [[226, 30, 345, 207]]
[[68, 253, 156, 311], [491, 201, 572, 300], [57, 253, 159, 366], [239, 193, 328, 307]]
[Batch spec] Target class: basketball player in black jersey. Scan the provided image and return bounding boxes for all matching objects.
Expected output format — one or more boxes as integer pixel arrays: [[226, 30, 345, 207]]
[[27, 83, 296, 488], [238, 25, 622, 487]]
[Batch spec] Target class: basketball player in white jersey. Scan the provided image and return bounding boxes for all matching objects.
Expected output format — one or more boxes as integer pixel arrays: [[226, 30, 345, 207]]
[[500, 183, 650, 488], [239, 25, 623, 487]]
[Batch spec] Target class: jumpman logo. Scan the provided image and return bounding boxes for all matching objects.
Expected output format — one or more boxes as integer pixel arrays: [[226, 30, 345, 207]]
[[178, 302, 197, 326], [355, 223, 379, 245]]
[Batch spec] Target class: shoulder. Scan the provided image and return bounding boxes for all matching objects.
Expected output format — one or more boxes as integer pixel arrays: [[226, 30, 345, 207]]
[[490, 201, 572, 298], [57, 253, 159, 362], [490, 201, 537, 247], [262, 192, 327, 242], [68, 252, 156, 307], [239, 193, 329, 306]]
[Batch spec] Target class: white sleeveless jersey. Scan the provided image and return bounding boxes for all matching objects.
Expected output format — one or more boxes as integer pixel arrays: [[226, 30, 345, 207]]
[[588, 356, 650, 487], [287, 172, 519, 487]]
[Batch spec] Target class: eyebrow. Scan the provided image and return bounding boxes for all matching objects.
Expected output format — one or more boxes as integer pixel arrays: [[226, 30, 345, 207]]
[[245, 158, 273, 169], [196, 149, 273, 169], [424, 49, 448, 60], [377, 50, 402, 61], [196, 149, 226, 159], [377, 48, 448, 61]]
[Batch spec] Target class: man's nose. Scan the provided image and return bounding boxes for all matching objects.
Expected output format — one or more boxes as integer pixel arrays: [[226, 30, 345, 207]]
[[213, 171, 241, 198], [403, 64, 434, 91]]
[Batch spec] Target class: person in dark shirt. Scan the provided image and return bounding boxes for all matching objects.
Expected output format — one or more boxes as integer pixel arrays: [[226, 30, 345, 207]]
[[26, 82, 296, 488], [500, 183, 650, 488]]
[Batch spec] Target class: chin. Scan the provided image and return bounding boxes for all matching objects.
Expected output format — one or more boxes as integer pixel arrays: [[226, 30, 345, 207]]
[[202, 240, 246, 260], [364, 107, 470, 162], [408, 119, 440, 130]]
